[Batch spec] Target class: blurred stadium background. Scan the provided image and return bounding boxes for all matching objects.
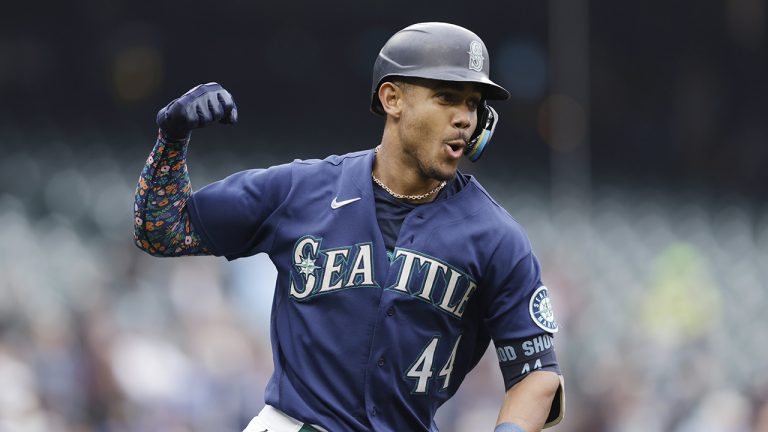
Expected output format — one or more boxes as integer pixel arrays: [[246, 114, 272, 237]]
[[1, 0, 767, 431]]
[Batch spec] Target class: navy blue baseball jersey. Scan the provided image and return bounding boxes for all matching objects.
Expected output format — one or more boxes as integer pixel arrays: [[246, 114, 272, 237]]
[[186, 149, 560, 431]]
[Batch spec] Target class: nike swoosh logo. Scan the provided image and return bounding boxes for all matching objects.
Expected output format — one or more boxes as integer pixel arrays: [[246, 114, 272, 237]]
[[331, 196, 361, 209]]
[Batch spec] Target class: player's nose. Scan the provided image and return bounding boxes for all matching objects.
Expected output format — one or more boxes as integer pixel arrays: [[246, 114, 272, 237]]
[[451, 107, 472, 130]]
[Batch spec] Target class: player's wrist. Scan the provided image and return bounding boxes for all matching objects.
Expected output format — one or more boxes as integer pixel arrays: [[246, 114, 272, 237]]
[[494, 423, 525, 432], [158, 128, 191, 145]]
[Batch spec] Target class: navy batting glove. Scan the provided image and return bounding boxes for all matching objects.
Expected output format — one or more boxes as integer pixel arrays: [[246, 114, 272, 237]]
[[156, 82, 238, 140]]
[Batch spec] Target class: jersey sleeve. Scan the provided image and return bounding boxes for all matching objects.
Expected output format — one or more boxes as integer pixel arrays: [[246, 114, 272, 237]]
[[481, 228, 564, 427], [186, 162, 293, 260], [482, 232, 556, 341]]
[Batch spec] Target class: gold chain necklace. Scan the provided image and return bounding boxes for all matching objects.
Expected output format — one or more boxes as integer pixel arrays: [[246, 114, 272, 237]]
[[372, 146, 446, 201]]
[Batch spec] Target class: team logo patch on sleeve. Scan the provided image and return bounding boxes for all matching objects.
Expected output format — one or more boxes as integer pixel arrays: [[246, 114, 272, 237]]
[[529, 286, 558, 333]]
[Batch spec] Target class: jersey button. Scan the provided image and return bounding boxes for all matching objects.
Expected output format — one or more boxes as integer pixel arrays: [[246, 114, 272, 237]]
[[378, 357, 385, 367], [370, 406, 377, 416], [386, 307, 394, 316]]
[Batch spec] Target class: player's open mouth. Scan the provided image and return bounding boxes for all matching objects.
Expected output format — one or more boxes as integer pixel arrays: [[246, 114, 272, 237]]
[[444, 140, 466, 158]]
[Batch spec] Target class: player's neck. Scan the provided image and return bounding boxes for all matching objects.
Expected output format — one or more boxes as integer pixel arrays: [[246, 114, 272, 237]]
[[372, 143, 444, 203]]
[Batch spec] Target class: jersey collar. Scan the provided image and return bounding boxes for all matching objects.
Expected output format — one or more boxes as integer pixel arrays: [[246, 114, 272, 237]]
[[333, 148, 377, 202]]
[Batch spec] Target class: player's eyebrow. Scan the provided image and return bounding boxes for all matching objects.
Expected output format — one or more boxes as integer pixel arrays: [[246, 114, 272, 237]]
[[434, 82, 467, 91], [431, 81, 483, 98]]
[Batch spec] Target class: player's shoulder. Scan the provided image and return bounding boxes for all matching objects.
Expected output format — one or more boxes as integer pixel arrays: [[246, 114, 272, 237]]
[[465, 176, 532, 244], [289, 150, 370, 177], [466, 177, 525, 227]]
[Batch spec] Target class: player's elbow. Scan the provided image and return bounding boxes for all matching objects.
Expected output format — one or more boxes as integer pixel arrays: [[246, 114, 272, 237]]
[[134, 234, 162, 256], [133, 225, 172, 257], [532, 371, 561, 401], [510, 370, 561, 402]]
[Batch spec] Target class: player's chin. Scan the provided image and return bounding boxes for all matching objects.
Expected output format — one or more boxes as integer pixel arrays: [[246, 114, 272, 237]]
[[428, 161, 458, 182]]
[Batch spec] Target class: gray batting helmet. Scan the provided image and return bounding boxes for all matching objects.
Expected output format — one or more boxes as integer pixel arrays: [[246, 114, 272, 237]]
[[370, 22, 510, 115]]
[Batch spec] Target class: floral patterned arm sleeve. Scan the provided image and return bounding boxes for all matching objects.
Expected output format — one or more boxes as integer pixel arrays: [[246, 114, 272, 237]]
[[133, 133, 210, 256]]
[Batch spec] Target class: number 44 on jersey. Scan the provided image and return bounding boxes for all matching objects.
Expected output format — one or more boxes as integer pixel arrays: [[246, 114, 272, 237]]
[[406, 335, 463, 394]]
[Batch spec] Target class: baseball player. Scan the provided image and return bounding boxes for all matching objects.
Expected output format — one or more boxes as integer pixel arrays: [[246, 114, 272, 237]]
[[134, 22, 564, 432]]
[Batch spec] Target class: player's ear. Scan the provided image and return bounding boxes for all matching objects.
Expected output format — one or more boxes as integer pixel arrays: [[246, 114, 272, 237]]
[[378, 81, 404, 118]]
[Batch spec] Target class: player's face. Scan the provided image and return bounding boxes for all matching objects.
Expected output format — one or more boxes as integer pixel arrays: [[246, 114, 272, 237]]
[[398, 80, 481, 182]]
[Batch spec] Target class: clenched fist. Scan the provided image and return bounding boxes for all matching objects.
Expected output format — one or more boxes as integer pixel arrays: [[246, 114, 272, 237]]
[[156, 82, 238, 140]]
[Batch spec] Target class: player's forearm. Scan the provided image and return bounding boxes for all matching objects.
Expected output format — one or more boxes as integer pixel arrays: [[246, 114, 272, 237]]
[[133, 133, 209, 256], [496, 371, 561, 432]]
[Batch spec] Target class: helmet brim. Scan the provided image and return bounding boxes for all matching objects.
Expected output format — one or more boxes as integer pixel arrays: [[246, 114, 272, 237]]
[[370, 71, 510, 115]]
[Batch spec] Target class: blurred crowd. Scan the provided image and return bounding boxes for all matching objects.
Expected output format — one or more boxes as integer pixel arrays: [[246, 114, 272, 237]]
[[0, 134, 766, 432], [2, 0, 767, 429]]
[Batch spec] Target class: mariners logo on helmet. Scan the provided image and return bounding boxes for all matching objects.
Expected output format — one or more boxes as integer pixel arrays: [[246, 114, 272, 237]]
[[529, 286, 558, 333], [468, 41, 484, 72]]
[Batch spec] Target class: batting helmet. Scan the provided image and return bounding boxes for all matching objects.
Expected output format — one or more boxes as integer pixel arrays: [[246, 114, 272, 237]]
[[370, 22, 509, 161], [370, 22, 510, 115]]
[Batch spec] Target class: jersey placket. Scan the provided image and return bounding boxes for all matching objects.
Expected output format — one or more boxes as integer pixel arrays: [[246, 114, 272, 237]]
[[364, 206, 432, 430]]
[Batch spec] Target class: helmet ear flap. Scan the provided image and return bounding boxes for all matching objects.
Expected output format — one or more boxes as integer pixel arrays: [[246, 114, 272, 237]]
[[465, 102, 498, 162], [371, 78, 389, 115]]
